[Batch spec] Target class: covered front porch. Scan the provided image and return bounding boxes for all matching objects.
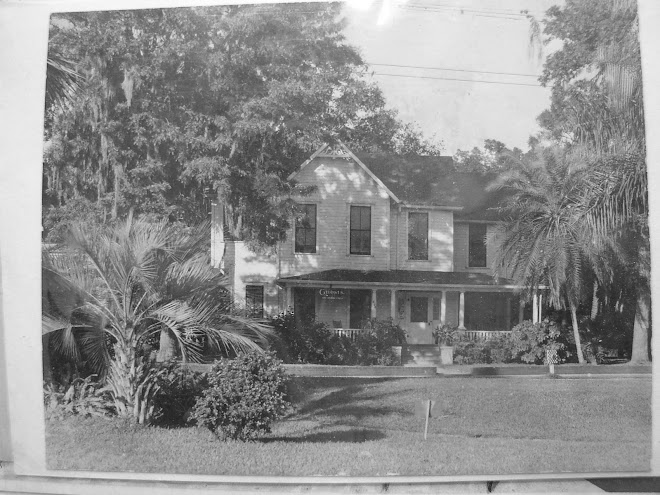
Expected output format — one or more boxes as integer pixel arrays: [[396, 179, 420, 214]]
[[277, 269, 545, 344]]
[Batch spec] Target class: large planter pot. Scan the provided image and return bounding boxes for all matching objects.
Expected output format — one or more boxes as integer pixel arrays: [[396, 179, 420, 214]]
[[439, 345, 454, 366]]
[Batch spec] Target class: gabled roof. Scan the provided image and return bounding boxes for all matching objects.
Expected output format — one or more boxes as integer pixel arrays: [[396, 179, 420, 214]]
[[288, 142, 401, 203], [355, 153, 507, 221], [288, 143, 508, 221]]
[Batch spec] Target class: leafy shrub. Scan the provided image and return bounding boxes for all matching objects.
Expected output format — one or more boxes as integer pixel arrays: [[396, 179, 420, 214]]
[[351, 318, 407, 366], [43, 375, 114, 420], [509, 320, 566, 364], [270, 311, 338, 364], [152, 362, 209, 426], [452, 334, 514, 365], [271, 313, 406, 366], [432, 324, 459, 345], [190, 351, 290, 441]]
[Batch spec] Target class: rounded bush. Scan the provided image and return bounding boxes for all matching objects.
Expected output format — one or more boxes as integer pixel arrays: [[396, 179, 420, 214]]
[[190, 351, 290, 441]]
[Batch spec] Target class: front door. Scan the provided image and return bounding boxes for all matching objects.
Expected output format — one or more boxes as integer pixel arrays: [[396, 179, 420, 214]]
[[408, 295, 432, 344]]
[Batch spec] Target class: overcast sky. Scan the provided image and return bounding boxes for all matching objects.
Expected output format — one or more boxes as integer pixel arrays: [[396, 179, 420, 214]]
[[342, 0, 561, 154]]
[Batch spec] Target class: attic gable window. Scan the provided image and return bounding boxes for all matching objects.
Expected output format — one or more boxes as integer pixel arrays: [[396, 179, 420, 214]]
[[408, 212, 429, 260], [350, 205, 371, 255], [295, 204, 316, 253], [468, 223, 487, 268]]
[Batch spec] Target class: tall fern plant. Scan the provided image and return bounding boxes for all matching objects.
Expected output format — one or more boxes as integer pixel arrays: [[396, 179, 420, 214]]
[[42, 217, 272, 423]]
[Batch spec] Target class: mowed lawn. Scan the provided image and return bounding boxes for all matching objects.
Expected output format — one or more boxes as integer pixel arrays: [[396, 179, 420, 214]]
[[46, 376, 651, 477]]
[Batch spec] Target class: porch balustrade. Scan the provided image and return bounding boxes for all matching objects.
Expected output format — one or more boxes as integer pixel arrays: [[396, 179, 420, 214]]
[[331, 328, 511, 342], [331, 328, 368, 341], [458, 329, 512, 341]]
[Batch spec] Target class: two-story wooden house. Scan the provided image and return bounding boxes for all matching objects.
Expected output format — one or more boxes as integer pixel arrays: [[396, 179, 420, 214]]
[[211, 142, 542, 345]]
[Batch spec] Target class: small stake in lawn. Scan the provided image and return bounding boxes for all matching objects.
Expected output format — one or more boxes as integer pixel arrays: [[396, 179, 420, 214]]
[[546, 349, 559, 376], [415, 400, 435, 440]]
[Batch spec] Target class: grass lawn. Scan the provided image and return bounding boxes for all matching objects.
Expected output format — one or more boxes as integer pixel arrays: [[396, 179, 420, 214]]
[[46, 376, 651, 477]]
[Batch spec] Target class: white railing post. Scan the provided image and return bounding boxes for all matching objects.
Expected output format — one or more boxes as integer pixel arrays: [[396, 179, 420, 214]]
[[371, 289, 377, 319], [390, 289, 397, 321], [440, 290, 446, 325], [458, 291, 465, 329]]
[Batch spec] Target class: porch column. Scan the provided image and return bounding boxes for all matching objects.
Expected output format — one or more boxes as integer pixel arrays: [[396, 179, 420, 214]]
[[532, 291, 538, 324], [538, 293, 543, 322], [371, 289, 377, 319], [285, 287, 293, 311], [390, 289, 397, 321], [518, 297, 525, 325], [440, 290, 447, 325], [458, 291, 465, 329]]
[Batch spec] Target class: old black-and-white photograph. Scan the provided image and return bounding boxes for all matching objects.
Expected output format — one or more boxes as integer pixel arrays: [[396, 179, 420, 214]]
[[40, 0, 651, 477]]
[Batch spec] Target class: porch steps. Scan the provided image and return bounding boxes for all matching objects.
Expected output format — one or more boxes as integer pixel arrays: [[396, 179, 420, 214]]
[[402, 344, 443, 367]]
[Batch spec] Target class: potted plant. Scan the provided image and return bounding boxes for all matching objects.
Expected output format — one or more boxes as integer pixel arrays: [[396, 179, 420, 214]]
[[433, 324, 458, 365]]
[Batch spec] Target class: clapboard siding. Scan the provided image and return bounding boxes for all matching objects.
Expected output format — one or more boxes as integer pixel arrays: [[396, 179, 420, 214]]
[[279, 157, 391, 277], [230, 242, 280, 317], [391, 207, 453, 271]]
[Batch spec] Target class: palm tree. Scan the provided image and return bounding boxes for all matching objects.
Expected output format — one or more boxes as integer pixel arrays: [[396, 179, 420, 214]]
[[527, 0, 649, 363], [42, 216, 272, 423], [488, 148, 619, 364]]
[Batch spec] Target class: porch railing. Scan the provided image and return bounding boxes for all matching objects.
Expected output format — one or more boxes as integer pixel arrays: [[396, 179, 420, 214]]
[[332, 328, 511, 343], [459, 330, 511, 341], [332, 328, 368, 342]]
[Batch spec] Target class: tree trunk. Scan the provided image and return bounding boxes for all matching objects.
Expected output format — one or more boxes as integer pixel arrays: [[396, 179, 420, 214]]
[[590, 281, 599, 320], [157, 329, 177, 362], [570, 302, 585, 364], [630, 292, 651, 364], [112, 162, 121, 220], [42, 334, 53, 383]]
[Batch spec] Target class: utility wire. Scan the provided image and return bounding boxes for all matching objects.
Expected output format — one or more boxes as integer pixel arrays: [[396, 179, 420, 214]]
[[372, 72, 544, 87], [368, 62, 540, 78], [401, 3, 529, 17], [405, 2, 547, 16]]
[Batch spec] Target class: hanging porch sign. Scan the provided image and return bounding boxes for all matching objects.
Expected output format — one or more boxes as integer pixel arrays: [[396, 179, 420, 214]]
[[319, 288, 346, 300]]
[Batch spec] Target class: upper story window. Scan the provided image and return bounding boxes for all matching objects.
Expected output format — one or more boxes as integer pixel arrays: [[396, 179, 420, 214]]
[[468, 223, 487, 267], [245, 285, 264, 318], [408, 212, 429, 260], [294, 204, 316, 253], [350, 205, 371, 255]]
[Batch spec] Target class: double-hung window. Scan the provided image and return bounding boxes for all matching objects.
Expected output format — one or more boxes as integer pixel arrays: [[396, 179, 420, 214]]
[[468, 223, 487, 267], [408, 212, 429, 260], [294, 204, 316, 253], [245, 285, 264, 318], [349, 205, 371, 255]]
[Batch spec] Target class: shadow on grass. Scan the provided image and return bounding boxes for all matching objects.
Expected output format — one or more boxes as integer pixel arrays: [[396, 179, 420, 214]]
[[291, 377, 409, 420], [262, 428, 386, 444]]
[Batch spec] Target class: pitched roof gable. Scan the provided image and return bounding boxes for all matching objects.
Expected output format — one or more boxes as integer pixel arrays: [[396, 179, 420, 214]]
[[288, 143, 507, 221], [355, 153, 507, 221], [288, 142, 401, 203]]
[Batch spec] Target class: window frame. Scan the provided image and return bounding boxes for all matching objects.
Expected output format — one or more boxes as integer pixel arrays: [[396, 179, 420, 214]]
[[349, 205, 372, 256], [408, 211, 429, 261], [245, 285, 264, 318], [294, 203, 317, 254], [468, 223, 488, 268]]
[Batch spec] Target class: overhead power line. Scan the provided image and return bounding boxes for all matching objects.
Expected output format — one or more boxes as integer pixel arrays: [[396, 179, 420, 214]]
[[372, 72, 544, 87], [405, 2, 547, 16], [368, 62, 540, 78], [401, 3, 529, 17]]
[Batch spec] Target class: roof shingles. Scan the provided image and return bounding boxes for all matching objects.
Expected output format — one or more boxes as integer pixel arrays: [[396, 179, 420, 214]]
[[354, 153, 507, 221]]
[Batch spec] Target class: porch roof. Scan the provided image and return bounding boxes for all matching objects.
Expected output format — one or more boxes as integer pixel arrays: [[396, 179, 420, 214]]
[[277, 269, 523, 292]]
